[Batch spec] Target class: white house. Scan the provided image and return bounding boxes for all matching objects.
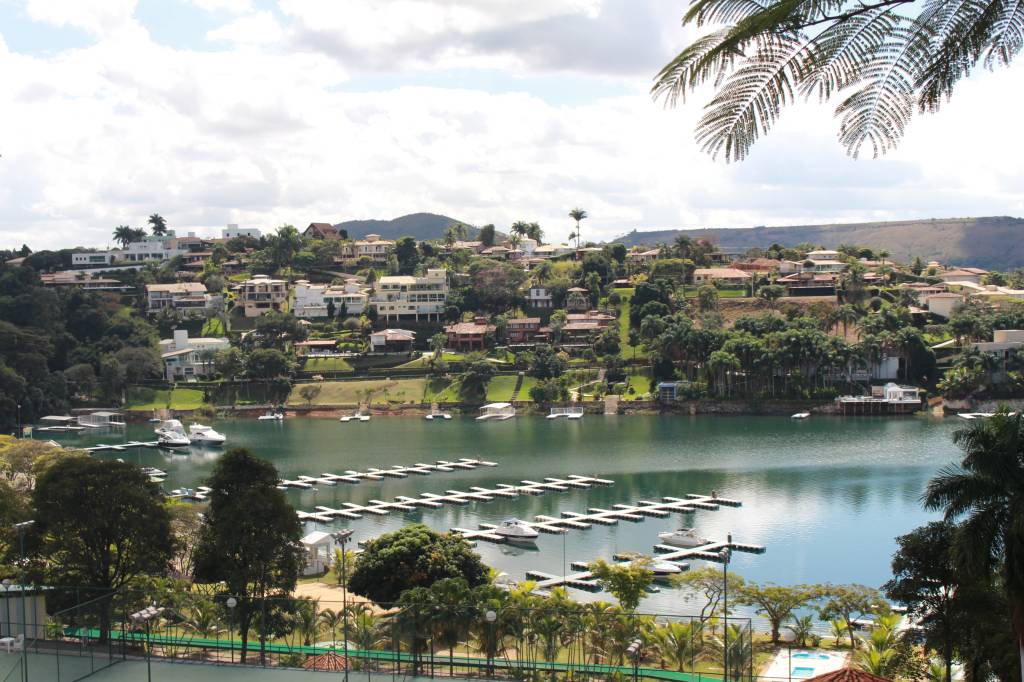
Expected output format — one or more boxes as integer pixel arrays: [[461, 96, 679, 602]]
[[235, 274, 288, 317], [337, 234, 395, 265], [72, 233, 201, 267], [222, 224, 261, 240], [806, 249, 841, 262], [692, 268, 752, 286], [146, 282, 222, 318], [159, 329, 230, 380], [293, 280, 368, 318], [370, 268, 448, 322], [300, 531, 337, 576], [527, 286, 553, 309], [533, 244, 575, 259], [939, 267, 988, 285], [925, 292, 964, 319], [369, 328, 416, 352]]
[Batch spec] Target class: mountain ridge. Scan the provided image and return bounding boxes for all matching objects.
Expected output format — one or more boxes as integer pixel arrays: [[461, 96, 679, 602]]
[[334, 212, 471, 241], [612, 216, 1024, 270]]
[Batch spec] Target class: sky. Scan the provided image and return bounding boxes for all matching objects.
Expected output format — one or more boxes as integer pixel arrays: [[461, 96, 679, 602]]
[[0, 0, 1022, 250]]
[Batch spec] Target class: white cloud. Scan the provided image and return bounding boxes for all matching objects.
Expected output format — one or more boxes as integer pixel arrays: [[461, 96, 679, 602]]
[[206, 11, 286, 44], [188, 0, 253, 13], [0, 0, 1021, 251], [25, 0, 137, 36]]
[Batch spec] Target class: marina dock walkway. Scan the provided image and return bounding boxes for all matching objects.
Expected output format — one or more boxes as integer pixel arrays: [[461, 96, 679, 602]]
[[278, 458, 497, 489]]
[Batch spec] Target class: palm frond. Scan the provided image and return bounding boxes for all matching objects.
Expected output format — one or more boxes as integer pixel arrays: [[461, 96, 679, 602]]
[[801, 8, 906, 99], [684, 0, 771, 27], [985, 0, 1024, 65], [695, 38, 811, 160], [653, 30, 745, 107]]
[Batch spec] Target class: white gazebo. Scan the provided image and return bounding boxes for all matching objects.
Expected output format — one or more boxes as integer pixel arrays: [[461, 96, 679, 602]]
[[300, 531, 337, 576], [477, 403, 516, 421]]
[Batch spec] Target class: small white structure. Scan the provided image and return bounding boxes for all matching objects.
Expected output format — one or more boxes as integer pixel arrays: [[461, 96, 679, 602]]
[[222, 224, 261, 240], [146, 282, 222, 318], [160, 329, 230, 380], [925, 292, 964, 319], [300, 531, 337, 576], [77, 411, 126, 428], [0, 585, 47, 639], [477, 403, 515, 421]]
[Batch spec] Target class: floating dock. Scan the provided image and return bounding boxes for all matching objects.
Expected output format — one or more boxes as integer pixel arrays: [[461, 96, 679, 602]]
[[84, 440, 162, 453], [452, 493, 740, 543], [296, 475, 614, 522], [526, 536, 765, 591], [278, 458, 498, 489]]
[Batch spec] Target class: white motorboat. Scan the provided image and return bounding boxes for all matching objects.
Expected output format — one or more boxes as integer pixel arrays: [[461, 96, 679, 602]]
[[359, 414, 371, 422], [340, 413, 370, 423], [258, 412, 284, 421], [649, 560, 684, 578], [657, 528, 711, 548], [493, 572, 519, 591], [791, 412, 810, 419], [495, 518, 539, 543], [155, 420, 190, 448], [425, 412, 452, 420], [188, 423, 226, 446]]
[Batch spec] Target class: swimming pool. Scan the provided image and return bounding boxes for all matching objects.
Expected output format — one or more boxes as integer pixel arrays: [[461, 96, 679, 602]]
[[792, 653, 831, 660], [792, 667, 816, 677]]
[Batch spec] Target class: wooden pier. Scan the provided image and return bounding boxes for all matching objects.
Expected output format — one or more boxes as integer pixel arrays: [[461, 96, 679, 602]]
[[278, 458, 498, 489], [452, 493, 741, 543], [84, 440, 161, 453], [296, 475, 614, 522], [526, 536, 765, 591]]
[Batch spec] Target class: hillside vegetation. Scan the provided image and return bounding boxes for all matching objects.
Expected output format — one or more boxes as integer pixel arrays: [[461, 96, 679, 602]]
[[614, 216, 1024, 269], [335, 212, 470, 240]]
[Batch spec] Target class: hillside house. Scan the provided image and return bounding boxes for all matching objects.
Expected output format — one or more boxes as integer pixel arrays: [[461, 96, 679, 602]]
[[236, 274, 288, 317], [293, 280, 368, 318], [369, 328, 415, 352], [925, 292, 964, 319], [692, 268, 752, 286], [445, 318, 496, 351], [337, 234, 394, 265], [304, 222, 342, 240], [370, 268, 448, 322], [222, 224, 261, 239], [527, 286, 554, 309], [506, 318, 543, 344], [159, 329, 230, 380], [939, 268, 988, 285], [146, 282, 222, 318]]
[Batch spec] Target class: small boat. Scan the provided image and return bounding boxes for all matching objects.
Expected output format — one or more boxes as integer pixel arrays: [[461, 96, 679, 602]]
[[493, 572, 519, 591], [657, 528, 711, 548], [495, 518, 539, 543], [258, 412, 284, 421], [359, 414, 371, 422], [188, 423, 226, 446], [791, 412, 810, 419], [617, 552, 682, 579], [340, 412, 370, 423], [425, 411, 452, 421], [155, 420, 190, 448]]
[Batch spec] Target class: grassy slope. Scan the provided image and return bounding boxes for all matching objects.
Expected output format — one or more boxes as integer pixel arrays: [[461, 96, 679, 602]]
[[288, 378, 427, 406], [303, 357, 354, 373], [125, 387, 206, 410], [614, 288, 647, 360], [485, 375, 520, 402]]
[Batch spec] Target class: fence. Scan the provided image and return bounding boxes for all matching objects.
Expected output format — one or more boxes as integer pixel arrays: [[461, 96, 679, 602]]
[[34, 589, 755, 682]]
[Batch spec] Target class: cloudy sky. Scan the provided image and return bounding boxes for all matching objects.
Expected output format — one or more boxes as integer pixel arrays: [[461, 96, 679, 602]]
[[1, 0, 1022, 250]]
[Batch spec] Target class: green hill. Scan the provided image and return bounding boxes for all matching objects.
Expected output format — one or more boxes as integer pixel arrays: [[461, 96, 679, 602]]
[[335, 213, 472, 241], [613, 216, 1024, 270]]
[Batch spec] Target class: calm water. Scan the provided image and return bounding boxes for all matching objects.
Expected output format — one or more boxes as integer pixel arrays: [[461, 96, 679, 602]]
[[49, 415, 963, 613]]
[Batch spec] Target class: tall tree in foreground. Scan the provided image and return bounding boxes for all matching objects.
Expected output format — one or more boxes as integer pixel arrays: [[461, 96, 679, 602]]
[[924, 411, 1024, 681], [112, 224, 139, 248], [30, 459, 174, 638], [194, 448, 304, 664], [653, 0, 1024, 160], [148, 214, 168, 236], [569, 207, 587, 249]]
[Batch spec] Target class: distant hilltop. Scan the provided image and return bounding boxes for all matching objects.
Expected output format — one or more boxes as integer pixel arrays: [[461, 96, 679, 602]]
[[334, 213, 473, 241], [613, 216, 1024, 270]]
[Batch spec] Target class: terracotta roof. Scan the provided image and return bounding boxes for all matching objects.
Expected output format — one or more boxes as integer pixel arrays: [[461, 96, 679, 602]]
[[445, 322, 496, 335], [694, 268, 752, 279], [508, 317, 541, 325], [806, 668, 892, 682]]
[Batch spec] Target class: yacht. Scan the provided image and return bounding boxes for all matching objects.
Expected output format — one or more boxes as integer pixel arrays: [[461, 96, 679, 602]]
[[657, 528, 711, 548], [188, 423, 226, 446], [791, 412, 810, 419], [154, 420, 190, 448], [495, 518, 539, 543], [258, 411, 284, 421]]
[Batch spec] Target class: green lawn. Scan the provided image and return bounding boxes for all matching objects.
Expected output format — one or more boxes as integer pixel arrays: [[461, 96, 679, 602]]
[[485, 375, 521, 401], [287, 378, 427, 406], [395, 352, 464, 369], [125, 387, 207, 410], [614, 288, 647, 360], [200, 317, 225, 336], [517, 375, 539, 401], [625, 368, 653, 398], [303, 356, 354, 373], [680, 285, 749, 298], [424, 377, 458, 402]]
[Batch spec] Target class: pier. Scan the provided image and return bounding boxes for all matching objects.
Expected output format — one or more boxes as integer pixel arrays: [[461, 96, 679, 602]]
[[84, 440, 162, 453], [278, 458, 498, 489], [452, 493, 740, 542], [526, 536, 766, 591], [296, 475, 614, 522]]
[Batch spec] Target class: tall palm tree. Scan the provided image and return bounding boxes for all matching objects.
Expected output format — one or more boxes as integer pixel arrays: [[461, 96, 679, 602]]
[[112, 225, 138, 248], [658, 620, 702, 672], [511, 221, 529, 238], [318, 607, 344, 646], [786, 615, 814, 648], [569, 208, 587, 249], [925, 412, 1024, 681], [148, 213, 168, 236]]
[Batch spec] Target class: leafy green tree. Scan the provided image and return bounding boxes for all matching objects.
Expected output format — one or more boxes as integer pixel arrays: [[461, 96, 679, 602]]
[[98, 354, 127, 402], [672, 567, 745, 626], [29, 459, 174, 636], [589, 559, 653, 613], [787, 615, 815, 648], [214, 347, 244, 380], [458, 360, 496, 403], [348, 524, 489, 604], [818, 584, 885, 648], [112, 225, 141, 248], [758, 284, 785, 310], [246, 348, 292, 379], [194, 449, 304, 664], [266, 225, 303, 273], [529, 344, 567, 379], [394, 236, 420, 275], [654, 0, 1024, 159], [924, 411, 1024, 679], [478, 224, 496, 247], [736, 582, 818, 644], [115, 346, 161, 383], [148, 214, 168, 236], [697, 285, 719, 313]]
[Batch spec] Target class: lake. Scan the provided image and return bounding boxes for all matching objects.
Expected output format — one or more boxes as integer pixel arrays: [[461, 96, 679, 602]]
[[49, 414, 963, 614]]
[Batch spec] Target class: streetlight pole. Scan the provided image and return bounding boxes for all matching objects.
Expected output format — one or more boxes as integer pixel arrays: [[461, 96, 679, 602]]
[[332, 529, 354, 682], [15, 404, 21, 438], [226, 597, 237, 664], [720, 533, 732, 682], [13, 520, 34, 682]]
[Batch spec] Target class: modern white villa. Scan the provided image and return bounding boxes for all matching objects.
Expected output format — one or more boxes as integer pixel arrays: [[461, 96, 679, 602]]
[[145, 282, 222, 318], [235, 274, 289, 317], [292, 279, 368, 318], [71, 232, 203, 267], [159, 329, 230, 380], [370, 268, 448, 322]]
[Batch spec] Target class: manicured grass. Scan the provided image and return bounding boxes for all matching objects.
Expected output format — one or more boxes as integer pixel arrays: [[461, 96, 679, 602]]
[[424, 377, 458, 402], [485, 375, 521, 402], [614, 288, 647, 360], [125, 387, 207, 410], [394, 352, 464, 369], [516, 375, 539, 401], [303, 357, 354, 373], [287, 378, 427, 406], [680, 285, 749, 298], [624, 368, 653, 398], [200, 317, 225, 336]]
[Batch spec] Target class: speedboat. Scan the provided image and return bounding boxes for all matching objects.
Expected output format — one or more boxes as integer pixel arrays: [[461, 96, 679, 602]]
[[657, 528, 711, 548], [649, 560, 684, 578], [425, 412, 452, 420], [791, 412, 810, 419], [493, 572, 519, 591], [341, 413, 370, 423], [258, 412, 284, 421], [188, 423, 226, 446], [155, 420, 190, 448], [495, 518, 539, 543]]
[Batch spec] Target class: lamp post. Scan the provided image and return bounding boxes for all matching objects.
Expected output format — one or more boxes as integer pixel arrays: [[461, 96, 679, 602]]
[[625, 638, 642, 682], [226, 597, 237, 664], [332, 529, 354, 682], [129, 605, 164, 682], [15, 404, 21, 438], [13, 520, 33, 682], [720, 533, 732, 682], [1, 580, 11, 641], [484, 610, 496, 676]]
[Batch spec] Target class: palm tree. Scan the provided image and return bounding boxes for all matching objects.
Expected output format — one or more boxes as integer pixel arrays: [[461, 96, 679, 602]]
[[318, 607, 344, 647], [924, 412, 1024, 680], [293, 599, 320, 646], [830, 618, 847, 648], [148, 214, 168, 236], [511, 221, 529, 238], [184, 600, 226, 660], [856, 647, 896, 676], [658, 620, 702, 672], [569, 208, 587, 249], [112, 225, 138, 248], [786, 615, 814, 648]]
